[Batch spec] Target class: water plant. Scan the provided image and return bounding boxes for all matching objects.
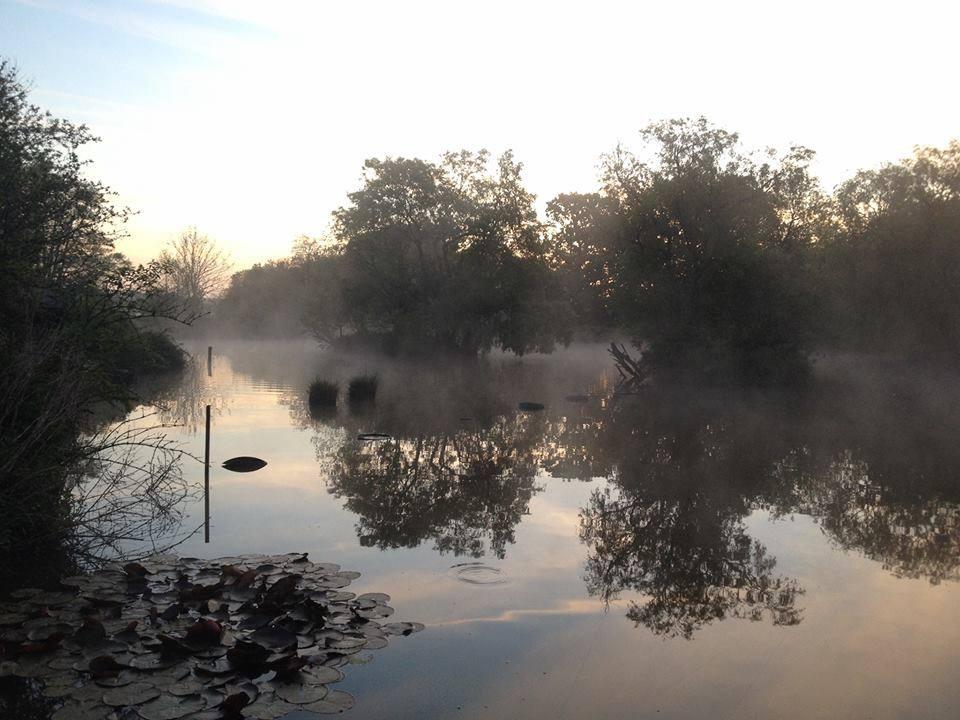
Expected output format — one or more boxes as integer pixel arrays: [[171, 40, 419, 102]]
[[0, 553, 423, 718], [308, 378, 339, 407], [347, 375, 378, 403]]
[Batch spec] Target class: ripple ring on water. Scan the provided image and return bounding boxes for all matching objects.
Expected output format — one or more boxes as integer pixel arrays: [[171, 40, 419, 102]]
[[450, 562, 509, 586]]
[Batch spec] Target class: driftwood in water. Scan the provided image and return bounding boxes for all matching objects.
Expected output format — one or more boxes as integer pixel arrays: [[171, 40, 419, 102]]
[[608, 342, 649, 391]]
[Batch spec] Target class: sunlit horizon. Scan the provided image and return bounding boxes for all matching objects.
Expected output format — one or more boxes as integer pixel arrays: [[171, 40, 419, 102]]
[[2, 0, 957, 267]]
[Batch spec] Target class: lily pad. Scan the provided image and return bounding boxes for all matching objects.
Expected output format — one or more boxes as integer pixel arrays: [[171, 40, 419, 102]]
[[304, 666, 344, 685], [303, 689, 355, 714], [2, 552, 422, 719], [51, 700, 111, 720], [251, 626, 298, 650], [137, 693, 206, 720], [103, 681, 162, 706], [381, 622, 425, 636], [275, 683, 329, 704], [221, 456, 268, 473], [354, 593, 390, 604]]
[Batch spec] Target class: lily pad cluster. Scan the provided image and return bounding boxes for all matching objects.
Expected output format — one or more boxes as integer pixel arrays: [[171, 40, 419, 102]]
[[0, 553, 424, 719]]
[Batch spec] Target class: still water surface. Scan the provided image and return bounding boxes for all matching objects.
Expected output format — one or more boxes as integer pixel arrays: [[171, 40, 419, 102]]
[[134, 340, 960, 719]]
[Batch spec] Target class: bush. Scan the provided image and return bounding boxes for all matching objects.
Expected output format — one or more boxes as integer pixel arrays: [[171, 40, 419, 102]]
[[347, 375, 379, 403], [136, 331, 187, 375]]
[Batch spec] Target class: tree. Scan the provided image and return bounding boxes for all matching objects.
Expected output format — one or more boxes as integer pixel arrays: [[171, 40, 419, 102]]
[[332, 150, 570, 354], [0, 61, 188, 586], [546, 191, 621, 330], [551, 118, 826, 385], [158, 227, 231, 318], [821, 141, 960, 359]]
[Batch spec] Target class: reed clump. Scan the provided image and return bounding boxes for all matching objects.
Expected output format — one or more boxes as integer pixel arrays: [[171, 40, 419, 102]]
[[308, 378, 339, 407], [347, 375, 378, 403]]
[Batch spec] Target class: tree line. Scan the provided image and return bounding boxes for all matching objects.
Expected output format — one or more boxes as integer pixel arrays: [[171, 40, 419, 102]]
[[211, 119, 960, 385]]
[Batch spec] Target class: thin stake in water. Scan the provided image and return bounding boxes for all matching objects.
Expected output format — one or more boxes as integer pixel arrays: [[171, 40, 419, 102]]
[[204, 403, 211, 543]]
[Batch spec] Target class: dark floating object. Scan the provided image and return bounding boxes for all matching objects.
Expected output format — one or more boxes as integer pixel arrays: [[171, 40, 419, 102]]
[[0, 553, 422, 719], [565, 394, 590, 403], [357, 433, 391, 442], [518, 401, 545, 411], [221, 456, 268, 473]]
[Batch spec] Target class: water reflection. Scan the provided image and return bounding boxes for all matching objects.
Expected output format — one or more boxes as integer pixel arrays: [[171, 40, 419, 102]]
[[148, 354, 231, 431], [167, 344, 960, 650], [327, 414, 546, 558], [577, 396, 807, 638], [90, 344, 960, 719], [276, 358, 960, 644], [782, 453, 960, 584]]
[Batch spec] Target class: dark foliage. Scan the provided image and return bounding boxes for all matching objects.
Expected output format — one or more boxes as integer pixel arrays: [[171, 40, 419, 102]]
[[818, 140, 960, 359], [584, 119, 823, 385], [0, 62, 186, 586]]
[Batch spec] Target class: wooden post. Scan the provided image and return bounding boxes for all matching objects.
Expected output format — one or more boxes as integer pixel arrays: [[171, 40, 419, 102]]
[[207, 346, 212, 376], [204, 403, 211, 543]]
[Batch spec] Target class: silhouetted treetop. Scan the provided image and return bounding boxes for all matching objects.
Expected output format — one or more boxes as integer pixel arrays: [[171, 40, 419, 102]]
[[331, 150, 569, 354]]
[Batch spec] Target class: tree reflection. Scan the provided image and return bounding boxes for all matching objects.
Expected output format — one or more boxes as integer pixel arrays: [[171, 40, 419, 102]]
[[802, 458, 960, 583], [277, 352, 960, 638], [327, 413, 546, 558], [579, 370, 960, 637], [539, 412, 612, 481], [579, 398, 804, 638], [148, 354, 230, 433]]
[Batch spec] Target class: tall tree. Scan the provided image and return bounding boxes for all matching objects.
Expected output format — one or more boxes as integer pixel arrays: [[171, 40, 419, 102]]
[[158, 227, 231, 318]]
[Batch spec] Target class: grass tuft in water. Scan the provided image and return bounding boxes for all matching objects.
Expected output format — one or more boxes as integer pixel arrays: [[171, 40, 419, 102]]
[[347, 375, 379, 403], [308, 378, 339, 407]]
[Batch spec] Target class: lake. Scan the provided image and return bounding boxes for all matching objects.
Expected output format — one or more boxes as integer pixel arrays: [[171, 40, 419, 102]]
[[112, 340, 960, 719]]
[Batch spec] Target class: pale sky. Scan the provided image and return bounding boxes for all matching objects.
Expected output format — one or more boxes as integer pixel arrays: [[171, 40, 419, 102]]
[[1, 0, 957, 267]]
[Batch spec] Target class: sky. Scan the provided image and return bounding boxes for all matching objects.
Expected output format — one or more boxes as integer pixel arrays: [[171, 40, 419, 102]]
[[1, 0, 958, 267]]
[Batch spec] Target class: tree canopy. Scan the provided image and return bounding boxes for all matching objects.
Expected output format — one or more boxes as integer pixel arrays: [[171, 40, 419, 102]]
[[331, 151, 570, 354]]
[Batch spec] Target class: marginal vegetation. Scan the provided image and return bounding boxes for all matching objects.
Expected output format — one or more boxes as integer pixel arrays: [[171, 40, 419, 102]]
[[0, 62, 192, 587], [0, 553, 422, 718], [307, 379, 339, 408], [347, 375, 378, 404]]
